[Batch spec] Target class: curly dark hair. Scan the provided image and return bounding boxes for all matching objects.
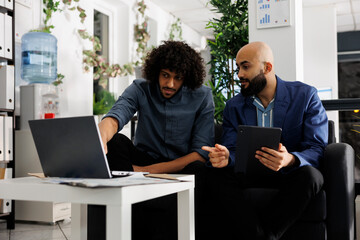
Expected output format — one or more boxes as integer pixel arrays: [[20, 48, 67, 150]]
[[142, 41, 205, 90]]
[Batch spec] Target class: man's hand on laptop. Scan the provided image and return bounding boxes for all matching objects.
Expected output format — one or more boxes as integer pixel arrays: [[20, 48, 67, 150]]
[[255, 143, 296, 171], [98, 117, 119, 154], [202, 144, 229, 168]]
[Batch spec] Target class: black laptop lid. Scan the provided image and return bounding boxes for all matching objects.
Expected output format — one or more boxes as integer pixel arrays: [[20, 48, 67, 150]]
[[29, 116, 112, 179], [235, 125, 282, 178]]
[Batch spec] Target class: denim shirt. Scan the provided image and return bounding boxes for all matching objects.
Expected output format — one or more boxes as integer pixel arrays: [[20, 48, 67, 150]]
[[105, 79, 215, 161], [252, 96, 275, 127]]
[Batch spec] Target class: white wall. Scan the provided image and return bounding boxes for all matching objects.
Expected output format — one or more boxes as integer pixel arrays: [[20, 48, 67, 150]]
[[51, 2, 94, 117], [303, 5, 339, 139], [303, 6, 338, 94], [248, 0, 304, 82], [15, 0, 205, 120]]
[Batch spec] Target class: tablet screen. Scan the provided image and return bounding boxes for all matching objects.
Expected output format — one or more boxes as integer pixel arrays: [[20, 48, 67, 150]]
[[234, 125, 282, 177]]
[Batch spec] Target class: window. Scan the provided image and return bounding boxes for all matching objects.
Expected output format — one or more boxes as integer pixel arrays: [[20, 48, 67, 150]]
[[93, 10, 109, 97], [322, 31, 360, 191], [337, 61, 360, 184]]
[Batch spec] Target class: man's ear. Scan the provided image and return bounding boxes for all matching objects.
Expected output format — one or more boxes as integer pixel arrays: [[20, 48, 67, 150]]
[[263, 62, 273, 74]]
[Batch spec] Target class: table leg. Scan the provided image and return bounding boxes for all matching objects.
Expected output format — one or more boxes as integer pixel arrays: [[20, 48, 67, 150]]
[[178, 188, 195, 240], [71, 203, 87, 240], [106, 203, 131, 240]]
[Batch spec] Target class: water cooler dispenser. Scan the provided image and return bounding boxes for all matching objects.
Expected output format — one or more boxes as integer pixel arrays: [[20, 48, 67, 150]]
[[15, 32, 71, 223], [20, 84, 60, 129], [20, 32, 59, 129]]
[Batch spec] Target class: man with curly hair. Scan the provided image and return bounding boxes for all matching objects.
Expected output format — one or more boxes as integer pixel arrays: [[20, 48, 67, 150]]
[[88, 40, 214, 239], [100, 40, 214, 174]]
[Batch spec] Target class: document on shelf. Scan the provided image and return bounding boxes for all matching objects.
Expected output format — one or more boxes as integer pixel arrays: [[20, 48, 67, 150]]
[[37, 173, 181, 188]]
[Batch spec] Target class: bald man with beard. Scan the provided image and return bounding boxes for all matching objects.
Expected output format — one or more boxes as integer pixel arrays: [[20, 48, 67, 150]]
[[201, 42, 328, 240]]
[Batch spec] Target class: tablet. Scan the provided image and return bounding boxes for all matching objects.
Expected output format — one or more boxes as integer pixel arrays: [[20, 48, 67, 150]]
[[234, 125, 282, 177]]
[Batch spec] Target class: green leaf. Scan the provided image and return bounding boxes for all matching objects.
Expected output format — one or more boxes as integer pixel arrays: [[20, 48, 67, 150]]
[[93, 90, 116, 115], [207, 0, 248, 123]]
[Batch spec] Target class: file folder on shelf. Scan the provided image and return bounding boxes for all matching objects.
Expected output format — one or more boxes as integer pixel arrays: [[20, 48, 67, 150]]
[[5, 0, 13, 10], [0, 116, 3, 161], [0, 168, 12, 213], [4, 14, 12, 60], [3, 116, 13, 161], [0, 65, 15, 110], [0, 167, 4, 208], [0, 13, 4, 58]]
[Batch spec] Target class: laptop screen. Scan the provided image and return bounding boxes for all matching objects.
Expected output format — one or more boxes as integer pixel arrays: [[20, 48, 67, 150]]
[[29, 116, 112, 178]]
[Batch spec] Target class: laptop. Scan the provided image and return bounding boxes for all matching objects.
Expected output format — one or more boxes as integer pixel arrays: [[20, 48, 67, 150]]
[[29, 116, 131, 179], [234, 125, 282, 177]]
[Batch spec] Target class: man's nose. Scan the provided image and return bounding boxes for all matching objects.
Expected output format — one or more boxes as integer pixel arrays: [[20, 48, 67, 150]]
[[238, 69, 244, 79], [166, 78, 175, 88]]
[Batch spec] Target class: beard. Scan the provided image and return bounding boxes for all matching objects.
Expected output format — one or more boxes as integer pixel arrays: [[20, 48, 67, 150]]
[[240, 71, 267, 97]]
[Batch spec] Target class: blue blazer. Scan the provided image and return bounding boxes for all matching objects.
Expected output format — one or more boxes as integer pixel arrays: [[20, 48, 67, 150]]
[[222, 76, 328, 171]]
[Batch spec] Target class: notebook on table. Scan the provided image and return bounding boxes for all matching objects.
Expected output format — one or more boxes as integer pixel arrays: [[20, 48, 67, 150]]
[[234, 125, 282, 177], [29, 116, 132, 179]]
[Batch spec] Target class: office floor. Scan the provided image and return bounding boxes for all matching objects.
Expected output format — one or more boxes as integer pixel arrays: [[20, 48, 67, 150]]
[[0, 218, 71, 240]]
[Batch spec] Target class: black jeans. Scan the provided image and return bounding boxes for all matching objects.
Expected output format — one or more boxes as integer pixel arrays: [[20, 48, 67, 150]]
[[88, 133, 206, 240], [197, 165, 324, 240]]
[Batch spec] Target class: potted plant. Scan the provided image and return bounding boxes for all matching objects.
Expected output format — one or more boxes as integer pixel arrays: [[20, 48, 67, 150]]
[[206, 0, 249, 123], [93, 90, 116, 123]]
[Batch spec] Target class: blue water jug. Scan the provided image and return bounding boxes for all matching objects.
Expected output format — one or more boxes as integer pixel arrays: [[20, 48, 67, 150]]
[[21, 32, 58, 84]]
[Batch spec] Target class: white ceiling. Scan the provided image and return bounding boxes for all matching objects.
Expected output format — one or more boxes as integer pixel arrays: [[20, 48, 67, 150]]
[[149, 0, 360, 38], [149, 0, 221, 38], [303, 0, 360, 32]]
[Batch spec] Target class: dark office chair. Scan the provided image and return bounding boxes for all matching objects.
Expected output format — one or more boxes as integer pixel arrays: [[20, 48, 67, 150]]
[[214, 120, 355, 240]]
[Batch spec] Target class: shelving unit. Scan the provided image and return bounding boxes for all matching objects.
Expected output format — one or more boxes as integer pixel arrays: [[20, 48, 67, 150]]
[[0, 0, 15, 229]]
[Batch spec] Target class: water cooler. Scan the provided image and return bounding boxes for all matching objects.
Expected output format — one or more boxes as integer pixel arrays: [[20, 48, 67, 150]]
[[21, 32, 58, 83], [20, 84, 59, 130], [15, 32, 71, 223], [20, 31, 59, 129]]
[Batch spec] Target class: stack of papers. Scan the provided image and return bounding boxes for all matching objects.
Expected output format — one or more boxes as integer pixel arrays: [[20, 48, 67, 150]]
[[39, 173, 182, 188]]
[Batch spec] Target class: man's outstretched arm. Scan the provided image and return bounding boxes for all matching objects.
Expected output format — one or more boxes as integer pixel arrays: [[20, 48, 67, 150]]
[[133, 152, 205, 174], [98, 117, 119, 154]]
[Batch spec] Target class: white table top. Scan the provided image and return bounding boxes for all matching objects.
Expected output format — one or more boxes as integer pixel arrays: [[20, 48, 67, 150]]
[[0, 176, 194, 205]]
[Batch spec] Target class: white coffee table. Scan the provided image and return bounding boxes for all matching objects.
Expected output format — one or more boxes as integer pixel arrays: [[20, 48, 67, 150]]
[[0, 175, 194, 240]]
